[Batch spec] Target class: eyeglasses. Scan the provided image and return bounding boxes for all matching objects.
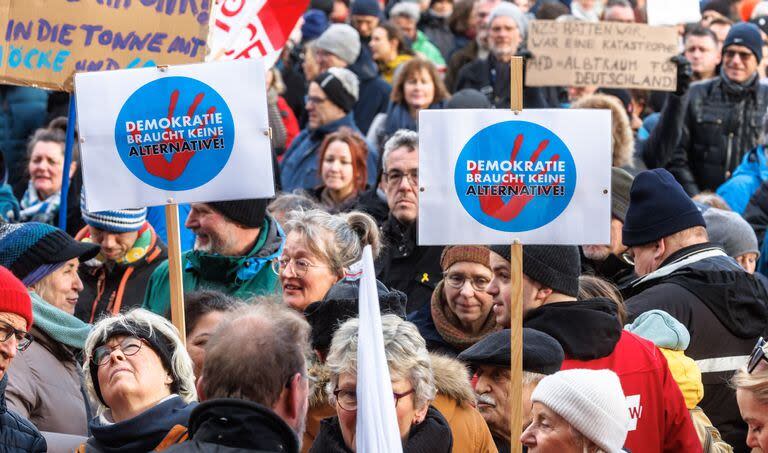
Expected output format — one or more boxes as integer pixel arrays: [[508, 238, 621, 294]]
[[443, 272, 491, 292], [747, 337, 768, 373], [272, 256, 330, 279], [304, 95, 328, 106], [0, 320, 33, 352], [724, 49, 754, 62], [333, 387, 416, 412], [91, 337, 143, 367], [383, 170, 418, 188]]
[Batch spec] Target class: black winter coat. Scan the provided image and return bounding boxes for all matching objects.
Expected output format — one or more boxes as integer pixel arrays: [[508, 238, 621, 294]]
[[375, 216, 443, 314], [309, 406, 453, 453], [349, 54, 391, 135], [667, 75, 768, 195], [163, 399, 300, 453], [622, 243, 768, 452], [0, 375, 46, 452]]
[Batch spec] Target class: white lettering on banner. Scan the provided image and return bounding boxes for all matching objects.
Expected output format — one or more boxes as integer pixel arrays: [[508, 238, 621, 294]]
[[625, 395, 642, 431], [695, 356, 750, 374]]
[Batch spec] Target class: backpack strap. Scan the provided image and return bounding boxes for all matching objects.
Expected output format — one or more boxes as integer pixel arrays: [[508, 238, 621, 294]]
[[154, 424, 190, 451]]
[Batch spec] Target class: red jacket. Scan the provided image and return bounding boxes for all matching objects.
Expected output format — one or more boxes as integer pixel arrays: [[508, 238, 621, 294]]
[[562, 331, 701, 453]]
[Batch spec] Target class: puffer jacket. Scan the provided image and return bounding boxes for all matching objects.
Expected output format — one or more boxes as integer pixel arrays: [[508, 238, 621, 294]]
[[666, 75, 768, 195], [0, 375, 46, 452]]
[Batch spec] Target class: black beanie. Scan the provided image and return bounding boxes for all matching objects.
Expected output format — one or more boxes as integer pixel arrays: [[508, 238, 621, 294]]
[[489, 245, 511, 261], [522, 245, 580, 297], [622, 169, 705, 247], [723, 22, 763, 63], [90, 323, 178, 407], [314, 71, 357, 113], [208, 199, 268, 228]]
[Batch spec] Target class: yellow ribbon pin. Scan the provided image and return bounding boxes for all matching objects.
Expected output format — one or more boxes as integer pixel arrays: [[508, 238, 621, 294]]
[[421, 273, 429, 283]]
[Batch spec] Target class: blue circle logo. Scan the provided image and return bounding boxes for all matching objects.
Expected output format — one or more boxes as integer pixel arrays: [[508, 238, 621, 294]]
[[454, 121, 577, 232], [114, 76, 235, 191]]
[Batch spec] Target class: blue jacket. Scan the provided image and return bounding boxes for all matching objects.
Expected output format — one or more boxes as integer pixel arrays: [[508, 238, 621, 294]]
[[349, 51, 391, 135], [0, 375, 46, 452], [280, 113, 379, 192], [716, 145, 768, 214], [0, 184, 19, 221], [0, 87, 49, 197]]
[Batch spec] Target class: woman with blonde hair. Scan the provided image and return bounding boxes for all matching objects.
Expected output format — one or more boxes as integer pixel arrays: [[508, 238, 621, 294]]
[[733, 339, 768, 451]]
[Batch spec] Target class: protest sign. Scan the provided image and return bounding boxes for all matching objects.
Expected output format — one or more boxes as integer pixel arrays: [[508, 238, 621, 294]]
[[526, 20, 679, 91], [418, 109, 611, 245], [647, 0, 701, 26], [75, 59, 274, 212], [207, 0, 309, 68], [0, 0, 209, 91]]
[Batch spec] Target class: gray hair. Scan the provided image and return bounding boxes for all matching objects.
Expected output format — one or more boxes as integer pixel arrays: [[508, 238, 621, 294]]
[[325, 314, 436, 410], [83, 309, 197, 414], [522, 371, 546, 386], [391, 2, 420, 22], [382, 129, 419, 173], [267, 192, 320, 221], [283, 209, 380, 276]]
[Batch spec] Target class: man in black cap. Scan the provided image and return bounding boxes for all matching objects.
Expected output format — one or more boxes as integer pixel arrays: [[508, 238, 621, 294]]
[[458, 328, 564, 453], [667, 22, 768, 195], [581, 167, 636, 287], [622, 168, 768, 450], [142, 198, 284, 316]]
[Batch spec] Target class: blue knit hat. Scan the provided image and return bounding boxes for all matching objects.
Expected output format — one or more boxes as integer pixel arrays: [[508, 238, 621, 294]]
[[723, 22, 763, 63], [0, 222, 99, 285], [302, 9, 330, 42], [351, 0, 382, 18], [622, 169, 706, 247], [81, 192, 147, 233]]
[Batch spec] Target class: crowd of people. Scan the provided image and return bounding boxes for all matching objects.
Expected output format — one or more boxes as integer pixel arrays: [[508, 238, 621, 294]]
[[1, 0, 768, 452]]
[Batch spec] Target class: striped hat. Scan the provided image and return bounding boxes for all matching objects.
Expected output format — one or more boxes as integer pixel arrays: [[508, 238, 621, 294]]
[[81, 192, 147, 233]]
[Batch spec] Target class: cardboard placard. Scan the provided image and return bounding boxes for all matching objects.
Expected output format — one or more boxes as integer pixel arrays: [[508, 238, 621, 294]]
[[526, 20, 679, 91], [418, 109, 611, 245], [0, 0, 209, 91], [75, 59, 275, 212]]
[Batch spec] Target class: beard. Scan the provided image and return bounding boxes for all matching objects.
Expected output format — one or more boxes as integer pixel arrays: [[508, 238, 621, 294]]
[[582, 245, 611, 261]]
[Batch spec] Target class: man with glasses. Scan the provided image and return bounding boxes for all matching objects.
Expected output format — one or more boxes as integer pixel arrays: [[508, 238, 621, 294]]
[[668, 22, 768, 195], [622, 168, 768, 450], [375, 130, 443, 314], [143, 198, 284, 316], [521, 244, 702, 452], [281, 67, 379, 193], [164, 303, 311, 452], [0, 266, 45, 451]]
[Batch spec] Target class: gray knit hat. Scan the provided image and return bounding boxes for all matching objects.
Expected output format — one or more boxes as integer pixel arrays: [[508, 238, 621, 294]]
[[532, 369, 629, 453], [703, 208, 760, 259], [488, 2, 529, 40], [316, 24, 362, 65], [611, 167, 634, 223], [390, 2, 421, 22]]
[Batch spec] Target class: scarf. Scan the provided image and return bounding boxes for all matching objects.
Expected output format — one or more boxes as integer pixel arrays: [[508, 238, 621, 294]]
[[29, 290, 91, 349], [430, 281, 497, 351], [16, 180, 60, 224], [81, 223, 154, 265], [88, 395, 196, 453], [721, 67, 758, 98], [383, 100, 446, 137], [319, 186, 359, 213]]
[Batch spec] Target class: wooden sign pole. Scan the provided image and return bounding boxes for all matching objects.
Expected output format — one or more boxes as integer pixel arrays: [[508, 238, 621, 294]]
[[165, 202, 186, 345], [510, 56, 524, 453]]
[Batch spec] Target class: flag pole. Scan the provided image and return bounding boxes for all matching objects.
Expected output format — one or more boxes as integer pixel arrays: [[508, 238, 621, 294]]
[[58, 95, 77, 231]]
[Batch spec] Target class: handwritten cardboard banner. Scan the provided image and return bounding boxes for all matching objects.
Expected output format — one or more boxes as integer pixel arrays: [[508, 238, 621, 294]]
[[526, 20, 679, 91], [0, 0, 209, 92]]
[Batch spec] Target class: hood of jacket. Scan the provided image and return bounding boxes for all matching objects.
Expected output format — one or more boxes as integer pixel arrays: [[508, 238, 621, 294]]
[[185, 216, 284, 284], [732, 145, 768, 183], [523, 298, 622, 360], [430, 354, 476, 407], [310, 113, 359, 142], [349, 52, 378, 83], [625, 309, 691, 351], [187, 398, 300, 452], [627, 243, 768, 338], [312, 406, 452, 453]]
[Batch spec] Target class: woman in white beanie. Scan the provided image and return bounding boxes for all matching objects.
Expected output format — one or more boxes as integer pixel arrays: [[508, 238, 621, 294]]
[[521, 369, 630, 453]]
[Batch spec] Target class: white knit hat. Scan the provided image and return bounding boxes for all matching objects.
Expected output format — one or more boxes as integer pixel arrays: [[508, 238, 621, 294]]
[[531, 369, 629, 453]]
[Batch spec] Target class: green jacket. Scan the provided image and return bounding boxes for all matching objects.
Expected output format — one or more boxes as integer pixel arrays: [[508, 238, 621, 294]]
[[413, 31, 446, 67], [142, 216, 284, 316]]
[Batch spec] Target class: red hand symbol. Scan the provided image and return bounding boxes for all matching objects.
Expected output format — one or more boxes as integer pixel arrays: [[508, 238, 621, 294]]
[[470, 134, 562, 222]]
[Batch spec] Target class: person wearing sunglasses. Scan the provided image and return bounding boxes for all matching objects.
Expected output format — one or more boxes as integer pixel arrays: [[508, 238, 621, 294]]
[[732, 338, 768, 451], [0, 222, 99, 439], [79, 309, 197, 452], [410, 245, 497, 357], [0, 266, 45, 452], [311, 315, 453, 452]]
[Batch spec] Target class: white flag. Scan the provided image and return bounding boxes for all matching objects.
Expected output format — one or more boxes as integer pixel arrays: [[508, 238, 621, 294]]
[[356, 246, 404, 453]]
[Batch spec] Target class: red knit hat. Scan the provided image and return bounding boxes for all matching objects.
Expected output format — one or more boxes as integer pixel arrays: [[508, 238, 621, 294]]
[[0, 266, 33, 330]]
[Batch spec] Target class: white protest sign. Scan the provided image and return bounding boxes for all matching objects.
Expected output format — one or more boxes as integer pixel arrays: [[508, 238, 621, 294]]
[[75, 59, 274, 212], [418, 110, 611, 245], [647, 0, 701, 26]]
